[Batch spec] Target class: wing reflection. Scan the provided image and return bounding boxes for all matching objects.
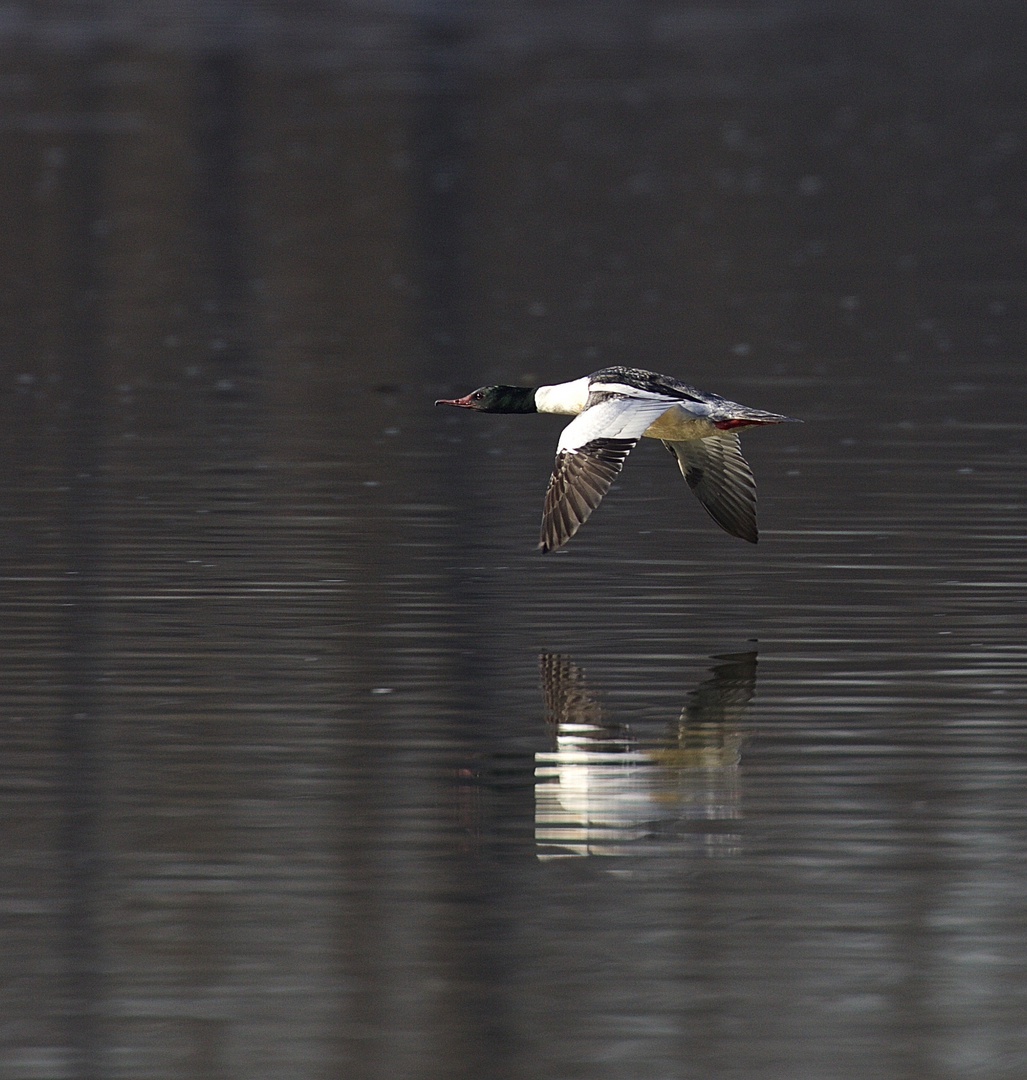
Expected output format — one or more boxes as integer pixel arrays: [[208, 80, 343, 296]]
[[535, 650, 757, 859]]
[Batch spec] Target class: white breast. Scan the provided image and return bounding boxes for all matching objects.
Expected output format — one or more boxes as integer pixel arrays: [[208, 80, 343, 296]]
[[534, 377, 591, 415]]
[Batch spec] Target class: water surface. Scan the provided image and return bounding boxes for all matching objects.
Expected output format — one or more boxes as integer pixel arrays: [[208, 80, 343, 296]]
[[1, 5, 1026, 1079]]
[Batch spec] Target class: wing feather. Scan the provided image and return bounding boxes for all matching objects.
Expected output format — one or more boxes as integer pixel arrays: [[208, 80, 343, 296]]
[[539, 437, 635, 552], [663, 432, 759, 543]]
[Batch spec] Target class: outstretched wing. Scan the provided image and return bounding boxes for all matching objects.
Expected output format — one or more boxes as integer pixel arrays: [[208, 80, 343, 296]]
[[540, 437, 636, 552], [663, 432, 759, 543], [539, 395, 676, 552]]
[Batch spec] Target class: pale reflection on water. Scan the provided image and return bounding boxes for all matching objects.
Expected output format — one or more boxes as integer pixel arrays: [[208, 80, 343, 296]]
[[536, 652, 753, 859]]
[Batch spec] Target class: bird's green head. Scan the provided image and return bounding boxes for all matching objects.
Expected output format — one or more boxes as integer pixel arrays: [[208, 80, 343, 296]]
[[435, 385, 537, 413]]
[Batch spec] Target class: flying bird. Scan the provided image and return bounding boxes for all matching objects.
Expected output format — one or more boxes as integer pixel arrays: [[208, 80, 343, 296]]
[[436, 366, 799, 551]]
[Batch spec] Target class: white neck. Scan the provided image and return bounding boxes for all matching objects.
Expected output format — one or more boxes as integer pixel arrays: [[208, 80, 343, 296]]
[[533, 377, 590, 415]]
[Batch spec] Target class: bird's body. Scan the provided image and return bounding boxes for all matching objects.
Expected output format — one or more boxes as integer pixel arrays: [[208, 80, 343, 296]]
[[436, 366, 799, 551]]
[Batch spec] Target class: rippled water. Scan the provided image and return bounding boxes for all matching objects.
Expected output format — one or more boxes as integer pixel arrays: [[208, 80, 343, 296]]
[[2, 6, 1027, 1080]]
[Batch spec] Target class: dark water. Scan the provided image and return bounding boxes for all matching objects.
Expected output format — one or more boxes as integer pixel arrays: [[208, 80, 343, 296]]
[[2, 5, 1027, 1079]]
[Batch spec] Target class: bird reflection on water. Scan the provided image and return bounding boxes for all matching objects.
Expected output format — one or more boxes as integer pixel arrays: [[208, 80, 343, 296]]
[[535, 651, 758, 859]]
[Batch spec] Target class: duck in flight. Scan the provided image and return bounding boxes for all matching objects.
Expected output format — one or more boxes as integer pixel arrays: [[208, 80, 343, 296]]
[[436, 366, 800, 552]]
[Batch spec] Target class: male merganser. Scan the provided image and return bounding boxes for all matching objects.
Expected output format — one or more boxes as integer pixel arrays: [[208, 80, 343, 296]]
[[436, 366, 800, 551]]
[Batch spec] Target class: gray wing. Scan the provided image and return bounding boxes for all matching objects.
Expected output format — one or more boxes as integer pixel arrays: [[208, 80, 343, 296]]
[[540, 437, 635, 552], [663, 432, 759, 543]]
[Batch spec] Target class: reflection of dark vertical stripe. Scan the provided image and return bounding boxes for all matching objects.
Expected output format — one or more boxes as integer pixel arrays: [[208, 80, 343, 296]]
[[194, 44, 255, 454], [412, 12, 470, 378], [410, 13, 524, 1074], [195, 48, 245, 347], [62, 49, 105, 1080]]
